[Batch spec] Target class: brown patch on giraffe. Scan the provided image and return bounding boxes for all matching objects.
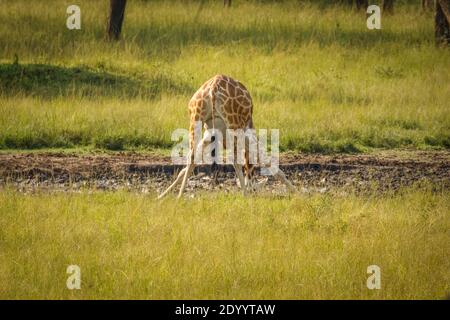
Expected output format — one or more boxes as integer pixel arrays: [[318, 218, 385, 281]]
[[227, 77, 237, 87], [218, 79, 227, 89], [230, 101, 237, 113], [225, 81, 230, 94], [228, 83, 235, 96], [217, 92, 227, 103], [224, 101, 233, 113], [236, 96, 246, 105], [242, 98, 251, 107], [237, 100, 247, 109]]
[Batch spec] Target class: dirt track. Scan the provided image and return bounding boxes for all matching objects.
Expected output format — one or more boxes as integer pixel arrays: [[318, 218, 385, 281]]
[[0, 151, 449, 195]]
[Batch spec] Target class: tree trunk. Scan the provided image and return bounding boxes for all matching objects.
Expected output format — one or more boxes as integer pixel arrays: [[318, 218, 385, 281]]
[[436, 0, 450, 45], [339, 0, 353, 6], [355, 0, 368, 10], [107, 0, 127, 41], [383, 0, 394, 14], [422, 0, 434, 11], [224, 0, 231, 7]]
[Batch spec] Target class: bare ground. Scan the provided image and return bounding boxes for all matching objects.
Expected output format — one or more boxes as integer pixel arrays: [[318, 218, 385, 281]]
[[0, 150, 449, 195]]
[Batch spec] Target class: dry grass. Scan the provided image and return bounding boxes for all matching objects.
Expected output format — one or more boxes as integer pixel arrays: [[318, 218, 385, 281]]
[[0, 187, 448, 299]]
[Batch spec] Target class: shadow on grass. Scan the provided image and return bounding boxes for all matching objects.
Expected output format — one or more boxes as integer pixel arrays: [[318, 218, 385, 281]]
[[0, 63, 194, 99], [0, 6, 432, 63], [128, 19, 432, 57]]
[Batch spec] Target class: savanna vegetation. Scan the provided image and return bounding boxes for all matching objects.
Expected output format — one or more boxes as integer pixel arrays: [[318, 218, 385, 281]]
[[0, 0, 449, 153], [0, 0, 449, 300], [0, 187, 448, 299]]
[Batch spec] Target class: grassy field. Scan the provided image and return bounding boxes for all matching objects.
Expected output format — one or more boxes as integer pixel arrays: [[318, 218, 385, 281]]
[[0, 0, 449, 153], [0, 187, 448, 299], [1, 0, 449, 301]]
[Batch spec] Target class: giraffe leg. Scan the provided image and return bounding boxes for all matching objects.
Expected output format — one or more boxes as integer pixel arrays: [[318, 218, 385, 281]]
[[177, 134, 209, 198], [157, 166, 189, 199], [158, 148, 195, 199], [232, 164, 242, 187], [271, 167, 296, 193], [233, 163, 247, 194], [177, 163, 195, 198], [211, 161, 219, 186]]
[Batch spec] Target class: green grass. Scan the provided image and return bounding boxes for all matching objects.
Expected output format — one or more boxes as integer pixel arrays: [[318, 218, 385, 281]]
[[0, 0, 448, 152], [1, 1, 448, 300], [0, 187, 448, 299]]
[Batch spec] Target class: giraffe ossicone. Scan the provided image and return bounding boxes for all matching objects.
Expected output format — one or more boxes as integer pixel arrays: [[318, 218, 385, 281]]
[[158, 74, 296, 199]]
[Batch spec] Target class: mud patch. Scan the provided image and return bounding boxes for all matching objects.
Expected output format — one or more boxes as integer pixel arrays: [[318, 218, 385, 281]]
[[0, 151, 448, 195]]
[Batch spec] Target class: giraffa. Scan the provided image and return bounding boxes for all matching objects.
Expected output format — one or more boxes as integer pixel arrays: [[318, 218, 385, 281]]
[[158, 74, 295, 199]]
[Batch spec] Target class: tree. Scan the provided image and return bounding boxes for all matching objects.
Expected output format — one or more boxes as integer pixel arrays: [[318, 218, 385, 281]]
[[436, 0, 450, 45], [383, 0, 394, 14], [107, 0, 127, 40], [422, 0, 434, 11], [224, 0, 231, 7], [355, 0, 368, 10]]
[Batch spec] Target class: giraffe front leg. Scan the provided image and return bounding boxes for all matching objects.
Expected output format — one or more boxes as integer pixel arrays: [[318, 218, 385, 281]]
[[157, 166, 188, 199], [158, 149, 195, 199], [233, 163, 247, 195], [177, 163, 195, 198]]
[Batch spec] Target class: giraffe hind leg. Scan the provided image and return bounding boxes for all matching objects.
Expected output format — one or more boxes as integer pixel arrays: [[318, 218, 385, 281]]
[[272, 168, 296, 193]]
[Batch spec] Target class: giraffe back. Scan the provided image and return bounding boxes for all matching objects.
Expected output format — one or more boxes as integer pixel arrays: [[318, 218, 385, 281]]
[[188, 75, 254, 130]]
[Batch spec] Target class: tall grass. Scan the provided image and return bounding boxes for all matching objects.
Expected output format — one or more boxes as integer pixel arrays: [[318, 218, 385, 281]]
[[0, 187, 448, 299], [0, 0, 449, 152]]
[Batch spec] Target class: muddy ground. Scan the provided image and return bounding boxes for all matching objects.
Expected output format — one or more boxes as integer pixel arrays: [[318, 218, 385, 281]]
[[0, 151, 448, 195]]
